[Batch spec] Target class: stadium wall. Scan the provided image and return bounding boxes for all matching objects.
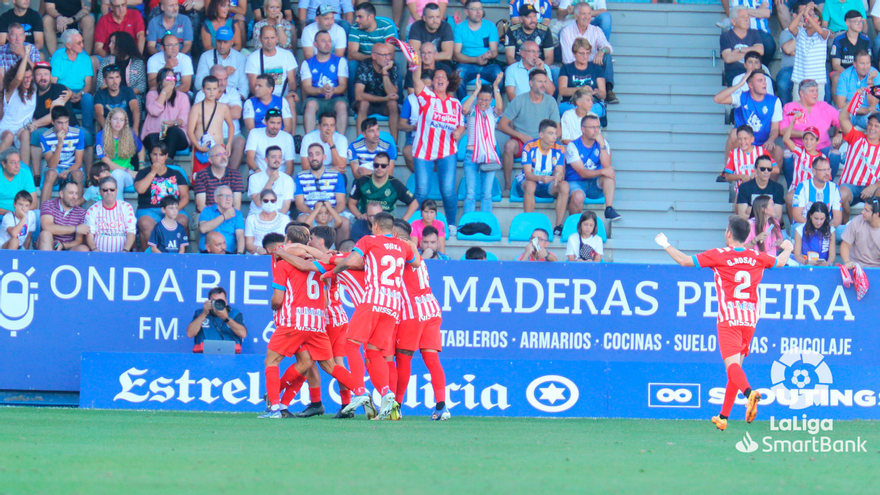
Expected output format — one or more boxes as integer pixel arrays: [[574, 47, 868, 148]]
[[0, 253, 877, 418]]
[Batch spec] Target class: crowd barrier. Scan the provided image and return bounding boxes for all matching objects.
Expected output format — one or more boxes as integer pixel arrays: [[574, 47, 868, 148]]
[[1, 252, 877, 418]]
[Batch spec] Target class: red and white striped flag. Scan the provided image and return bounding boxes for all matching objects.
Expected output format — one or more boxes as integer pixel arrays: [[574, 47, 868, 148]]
[[386, 37, 420, 70], [847, 88, 867, 116]]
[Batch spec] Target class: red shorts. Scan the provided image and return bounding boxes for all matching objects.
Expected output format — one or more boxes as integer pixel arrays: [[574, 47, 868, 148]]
[[510, 137, 525, 159], [192, 153, 209, 180], [396, 317, 442, 352], [326, 322, 349, 358], [347, 304, 398, 351], [268, 326, 332, 361], [382, 322, 401, 357], [717, 323, 755, 360]]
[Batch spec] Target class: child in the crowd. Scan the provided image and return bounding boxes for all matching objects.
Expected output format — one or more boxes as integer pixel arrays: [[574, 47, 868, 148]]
[[411, 199, 447, 252], [82, 163, 112, 206], [566, 211, 603, 262], [794, 201, 835, 265], [147, 195, 189, 253], [0, 190, 36, 250], [304, 201, 348, 242]]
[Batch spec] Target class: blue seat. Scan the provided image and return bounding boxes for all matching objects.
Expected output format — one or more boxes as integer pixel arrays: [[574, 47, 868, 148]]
[[408, 209, 448, 225], [460, 251, 499, 260], [123, 185, 135, 194], [406, 172, 443, 201], [167, 164, 191, 185], [508, 212, 554, 243], [176, 148, 191, 157], [509, 180, 555, 204], [561, 213, 607, 244], [456, 211, 502, 242], [456, 175, 502, 202]]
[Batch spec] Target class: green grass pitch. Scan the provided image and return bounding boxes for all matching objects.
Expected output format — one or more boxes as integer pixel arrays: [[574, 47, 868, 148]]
[[1, 408, 879, 494]]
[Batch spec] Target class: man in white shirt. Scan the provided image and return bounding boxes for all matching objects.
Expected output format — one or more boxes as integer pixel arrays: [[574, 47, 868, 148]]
[[195, 65, 246, 174], [301, 5, 347, 59], [195, 27, 248, 99], [147, 33, 193, 93], [558, 3, 617, 103], [245, 109, 296, 174], [298, 112, 348, 174], [247, 145, 295, 218], [245, 24, 299, 121]]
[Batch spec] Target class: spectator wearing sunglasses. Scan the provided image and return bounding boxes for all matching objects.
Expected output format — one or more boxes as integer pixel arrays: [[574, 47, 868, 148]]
[[193, 144, 244, 213], [735, 155, 784, 220], [84, 176, 137, 252], [349, 151, 419, 220]]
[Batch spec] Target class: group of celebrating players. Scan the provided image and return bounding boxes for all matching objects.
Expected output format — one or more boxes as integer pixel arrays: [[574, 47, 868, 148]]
[[260, 213, 449, 421]]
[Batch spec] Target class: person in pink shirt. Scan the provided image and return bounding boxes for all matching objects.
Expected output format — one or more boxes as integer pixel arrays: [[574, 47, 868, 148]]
[[141, 67, 191, 159], [744, 195, 784, 256], [410, 199, 447, 252], [780, 79, 843, 185]]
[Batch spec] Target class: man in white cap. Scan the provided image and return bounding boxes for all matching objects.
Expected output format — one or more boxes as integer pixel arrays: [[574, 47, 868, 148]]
[[301, 4, 348, 59], [196, 26, 248, 99]]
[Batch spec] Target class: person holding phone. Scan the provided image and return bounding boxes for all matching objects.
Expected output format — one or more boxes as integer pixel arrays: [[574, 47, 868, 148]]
[[516, 227, 557, 261]]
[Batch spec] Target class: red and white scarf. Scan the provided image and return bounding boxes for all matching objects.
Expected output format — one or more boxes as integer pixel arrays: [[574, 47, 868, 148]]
[[471, 108, 500, 165], [386, 37, 420, 71], [847, 88, 867, 116]]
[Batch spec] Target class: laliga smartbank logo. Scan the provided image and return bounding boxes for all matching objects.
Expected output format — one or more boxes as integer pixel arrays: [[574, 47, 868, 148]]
[[771, 346, 833, 410], [0, 259, 38, 337], [736, 415, 867, 454]]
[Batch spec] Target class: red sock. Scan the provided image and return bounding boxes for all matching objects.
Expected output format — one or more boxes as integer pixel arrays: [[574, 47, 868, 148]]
[[365, 349, 390, 395], [281, 382, 301, 406], [386, 359, 398, 400], [345, 341, 366, 391], [330, 365, 359, 392], [309, 387, 322, 403], [720, 380, 738, 418], [395, 352, 413, 402], [265, 365, 280, 406], [340, 389, 351, 405], [280, 365, 305, 389], [727, 363, 751, 396], [422, 352, 446, 402]]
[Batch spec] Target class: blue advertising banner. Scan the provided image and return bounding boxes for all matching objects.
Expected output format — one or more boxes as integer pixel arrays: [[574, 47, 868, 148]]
[[0, 251, 877, 404], [80, 352, 880, 419]]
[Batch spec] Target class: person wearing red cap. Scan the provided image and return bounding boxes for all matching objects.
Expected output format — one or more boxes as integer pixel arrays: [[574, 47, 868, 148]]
[[782, 121, 826, 193]]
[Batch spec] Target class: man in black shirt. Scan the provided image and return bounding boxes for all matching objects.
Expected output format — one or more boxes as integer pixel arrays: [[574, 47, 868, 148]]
[[830, 10, 872, 96], [94, 65, 140, 131], [354, 43, 400, 144], [735, 155, 784, 219], [505, 5, 555, 64], [407, 3, 454, 63], [0, 0, 43, 48]]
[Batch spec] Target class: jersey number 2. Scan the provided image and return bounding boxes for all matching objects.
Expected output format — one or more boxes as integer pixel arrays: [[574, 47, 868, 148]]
[[380, 255, 404, 287], [734, 271, 751, 299]]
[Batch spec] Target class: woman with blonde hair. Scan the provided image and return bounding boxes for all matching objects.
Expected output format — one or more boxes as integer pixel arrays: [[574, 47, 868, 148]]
[[558, 37, 606, 115], [251, 0, 295, 51], [0, 59, 36, 169], [560, 88, 598, 145], [96, 108, 144, 199]]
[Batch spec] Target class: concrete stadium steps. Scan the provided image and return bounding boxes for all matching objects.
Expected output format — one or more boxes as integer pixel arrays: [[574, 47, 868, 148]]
[[612, 180, 729, 202], [443, 236, 603, 262], [610, 3, 723, 27], [613, 66, 720, 87]]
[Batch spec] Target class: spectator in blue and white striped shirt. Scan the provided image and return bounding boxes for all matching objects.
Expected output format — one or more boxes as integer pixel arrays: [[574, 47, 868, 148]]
[[347, 117, 398, 179]]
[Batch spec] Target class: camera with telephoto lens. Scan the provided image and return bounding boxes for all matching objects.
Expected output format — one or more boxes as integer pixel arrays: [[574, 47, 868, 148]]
[[211, 299, 227, 312]]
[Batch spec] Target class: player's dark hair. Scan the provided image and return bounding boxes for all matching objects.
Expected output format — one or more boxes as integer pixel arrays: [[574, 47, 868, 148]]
[[208, 287, 227, 298], [285, 221, 311, 241], [735, 125, 754, 136], [465, 246, 486, 260], [539, 119, 557, 135], [337, 239, 356, 252], [159, 195, 180, 208], [577, 211, 598, 237], [262, 232, 285, 249], [750, 196, 780, 252], [373, 212, 395, 232], [286, 225, 310, 244], [422, 225, 440, 238], [392, 219, 412, 239], [802, 201, 831, 242], [13, 189, 32, 204], [361, 117, 379, 132], [312, 225, 336, 249], [355, 2, 376, 16], [727, 215, 751, 244]]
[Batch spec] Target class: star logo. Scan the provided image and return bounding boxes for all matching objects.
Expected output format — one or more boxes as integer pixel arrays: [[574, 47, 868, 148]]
[[526, 375, 579, 413]]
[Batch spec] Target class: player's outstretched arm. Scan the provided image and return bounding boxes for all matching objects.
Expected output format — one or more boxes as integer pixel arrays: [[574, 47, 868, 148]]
[[275, 250, 320, 273], [655, 233, 695, 267], [332, 251, 364, 275], [775, 239, 794, 267]]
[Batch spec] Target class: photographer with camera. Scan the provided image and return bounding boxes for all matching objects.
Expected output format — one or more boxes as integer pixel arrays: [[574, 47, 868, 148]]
[[186, 287, 248, 353]]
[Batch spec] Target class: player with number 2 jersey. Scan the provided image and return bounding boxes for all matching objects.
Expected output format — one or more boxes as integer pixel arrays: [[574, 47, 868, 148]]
[[654, 215, 793, 432]]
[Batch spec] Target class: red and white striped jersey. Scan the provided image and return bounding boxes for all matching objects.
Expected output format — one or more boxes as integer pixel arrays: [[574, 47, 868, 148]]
[[337, 266, 366, 307], [789, 146, 824, 191], [271, 259, 326, 332], [84, 200, 136, 253], [839, 128, 880, 187], [317, 256, 348, 327], [400, 262, 442, 322], [413, 88, 463, 161], [353, 234, 417, 318], [725, 145, 772, 192], [693, 247, 777, 328]]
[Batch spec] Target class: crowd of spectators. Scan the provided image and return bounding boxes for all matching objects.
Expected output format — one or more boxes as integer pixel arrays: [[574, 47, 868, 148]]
[[713, 0, 880, 267], [0, 0, 625, 262]]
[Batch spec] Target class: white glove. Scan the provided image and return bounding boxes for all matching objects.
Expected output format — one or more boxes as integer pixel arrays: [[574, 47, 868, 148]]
[[655, 233, 670, 249]]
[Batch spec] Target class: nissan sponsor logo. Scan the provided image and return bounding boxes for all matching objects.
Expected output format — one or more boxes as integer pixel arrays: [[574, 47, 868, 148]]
[[648, 383, 700, 408], [526, 375, 579, 413]]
